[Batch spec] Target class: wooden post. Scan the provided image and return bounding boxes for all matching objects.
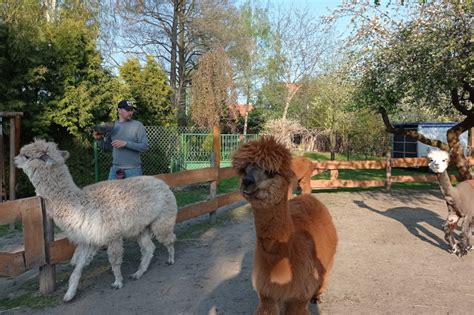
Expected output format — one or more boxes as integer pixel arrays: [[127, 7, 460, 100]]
[[209, 126, 220, 224], [8, 117, 16, 229], [39, 199, 56, 294], [14, 115, 21, 155], [385, 148, 392, 192]]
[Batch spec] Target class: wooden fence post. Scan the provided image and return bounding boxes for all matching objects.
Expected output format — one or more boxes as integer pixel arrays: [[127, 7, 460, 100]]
[[209, 126, 220, 224], [385, 148, 392, 192], [8, 117, 16, 229], [39, 199, 56, 294]]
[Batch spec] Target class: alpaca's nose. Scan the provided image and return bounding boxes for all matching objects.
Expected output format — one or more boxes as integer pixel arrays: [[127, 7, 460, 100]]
[[242, 175, 256, 187]]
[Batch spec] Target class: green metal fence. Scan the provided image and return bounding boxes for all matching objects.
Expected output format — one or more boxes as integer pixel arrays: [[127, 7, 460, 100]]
[[94, 126, 258, 182]]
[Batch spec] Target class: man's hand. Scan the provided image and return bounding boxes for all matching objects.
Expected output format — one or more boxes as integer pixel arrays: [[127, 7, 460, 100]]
[[111, 139, 127, 148], [93, 131, 104, 141]]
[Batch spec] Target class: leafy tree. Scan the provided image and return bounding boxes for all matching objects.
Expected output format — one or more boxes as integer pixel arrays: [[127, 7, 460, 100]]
[[264, 5, 332, 120], [328, 1, 474, 179], [119, 56, 174, 127], [105, 0, 243, 126], [0, 0, 120, 143], [307, 75, 354, 160], [191, 47, 237, 131]]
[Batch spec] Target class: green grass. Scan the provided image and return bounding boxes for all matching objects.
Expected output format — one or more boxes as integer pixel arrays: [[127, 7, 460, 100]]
[[178, 204, 252, 240], [0, 222, 22, 237], [0, 293, 58, 311], [174, 177, 240, 208], [300, 151, 463, 193], [303, 151, 383, 161]]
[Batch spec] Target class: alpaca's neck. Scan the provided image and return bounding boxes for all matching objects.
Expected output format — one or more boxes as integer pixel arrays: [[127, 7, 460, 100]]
[[252, 198, 293, 242], [32, 165, 82, 200], [436, 171, 458, 200]]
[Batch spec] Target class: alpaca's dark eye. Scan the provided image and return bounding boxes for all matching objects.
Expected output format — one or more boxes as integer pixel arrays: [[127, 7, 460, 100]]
[[23, 155, 30, 159], [265, 171, 276, 177]]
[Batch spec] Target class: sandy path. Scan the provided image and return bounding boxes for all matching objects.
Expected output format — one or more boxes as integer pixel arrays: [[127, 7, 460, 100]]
[[7, 190, 473, 314]]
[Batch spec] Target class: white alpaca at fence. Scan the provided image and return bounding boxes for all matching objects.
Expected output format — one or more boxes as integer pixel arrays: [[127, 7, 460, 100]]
[[15, 139, 178, 302]]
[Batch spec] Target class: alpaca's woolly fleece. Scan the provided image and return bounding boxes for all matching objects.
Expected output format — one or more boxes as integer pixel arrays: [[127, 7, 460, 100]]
[[15, 139, 177, 301], [232, 135, 338, 314], [427, 148, 473, 256], [232, 136, 294, 183]]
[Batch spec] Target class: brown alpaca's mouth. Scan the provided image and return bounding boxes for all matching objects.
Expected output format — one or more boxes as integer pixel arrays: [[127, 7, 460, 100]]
[[241, 186, 258, 196]]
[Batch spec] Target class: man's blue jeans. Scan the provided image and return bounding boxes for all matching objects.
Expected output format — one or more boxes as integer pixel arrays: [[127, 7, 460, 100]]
[[108, 166, 143, 180]]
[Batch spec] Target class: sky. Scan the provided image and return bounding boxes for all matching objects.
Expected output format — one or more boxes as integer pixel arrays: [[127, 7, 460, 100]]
[[264, 0, 352, 38]]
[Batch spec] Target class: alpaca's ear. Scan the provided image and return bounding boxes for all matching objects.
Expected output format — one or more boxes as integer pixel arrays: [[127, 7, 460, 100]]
[[60, 150, 70, 160], [39, 154, 56, 167]]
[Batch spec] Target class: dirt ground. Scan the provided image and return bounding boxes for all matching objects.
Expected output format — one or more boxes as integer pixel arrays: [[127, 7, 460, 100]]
[[3, 189, 474, 314]]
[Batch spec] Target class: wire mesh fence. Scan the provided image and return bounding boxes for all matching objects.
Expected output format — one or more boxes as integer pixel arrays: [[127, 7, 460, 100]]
[[94, 126, 258, 182]]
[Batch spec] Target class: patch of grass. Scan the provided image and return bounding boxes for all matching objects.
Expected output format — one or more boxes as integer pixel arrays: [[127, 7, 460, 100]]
[[0, 291, 59, 311], [0, 222, 22, 238], [312, 167, 433, 180], [178, 204, 252, 240], [174, 187, 209, 208], [174, 177, 240, 208], [303, 151, 382, 161], [218, 176, 239, 194]]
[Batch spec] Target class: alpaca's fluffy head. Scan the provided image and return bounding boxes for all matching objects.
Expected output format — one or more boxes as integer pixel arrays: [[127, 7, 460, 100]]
[[15, 139, 70, 177], [427, 149, 449, 173], [232, 136, 294, 203]]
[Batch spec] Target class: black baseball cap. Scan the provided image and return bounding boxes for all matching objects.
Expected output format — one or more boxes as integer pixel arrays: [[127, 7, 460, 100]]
[[118, 100, 137, 110]]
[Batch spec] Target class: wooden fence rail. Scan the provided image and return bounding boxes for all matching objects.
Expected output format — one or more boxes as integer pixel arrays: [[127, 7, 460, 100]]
[[0, 166, 242, 293], [1, 155, 473, 294], [310, 156, 474, 190]]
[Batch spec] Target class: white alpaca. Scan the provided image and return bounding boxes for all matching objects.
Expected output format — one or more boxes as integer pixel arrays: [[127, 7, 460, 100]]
[[427, 149, 473, 256], [15, 139, 178, 301]]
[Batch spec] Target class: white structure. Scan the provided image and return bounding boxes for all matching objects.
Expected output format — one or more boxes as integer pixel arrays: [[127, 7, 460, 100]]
[[392, 122, 468, 158]]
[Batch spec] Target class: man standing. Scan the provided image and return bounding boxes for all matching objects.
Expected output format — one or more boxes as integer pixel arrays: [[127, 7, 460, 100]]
[[93, 100, 149, 180]]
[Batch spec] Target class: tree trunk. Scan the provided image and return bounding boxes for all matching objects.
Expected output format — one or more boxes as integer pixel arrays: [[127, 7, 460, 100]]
[[379, 106, 473, 181], [243, 113, 248, 136], [177, 1, 187, 126], [170, 0, 178, 113], [447, 122, 472, 181], [282, 84, 300, 120], [329, 132, 336, 161]]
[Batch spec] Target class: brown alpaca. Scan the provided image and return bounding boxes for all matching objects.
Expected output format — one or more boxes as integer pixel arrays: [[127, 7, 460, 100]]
[[232, 136, 338, 315], [289, 156, 314, 196]]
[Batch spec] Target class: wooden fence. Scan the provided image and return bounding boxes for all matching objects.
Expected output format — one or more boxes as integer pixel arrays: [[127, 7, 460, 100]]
[[0, 165, 242, 293], [311, 156, 474, 189], [1, 154, 473, 294]]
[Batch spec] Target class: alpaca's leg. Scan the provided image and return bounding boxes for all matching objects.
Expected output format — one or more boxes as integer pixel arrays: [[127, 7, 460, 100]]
[[300, 176, 312, 194], [130, 229, 156, 280], [457, 216, 472, 256], [284, 299, 310, 315], [151, 221, 176, 265], [315, 258, 335, 303], [63, 244, 97, 302], [443, 220, 457, 252], [107, 238, 124, 289], [254, 295, 279, 315]]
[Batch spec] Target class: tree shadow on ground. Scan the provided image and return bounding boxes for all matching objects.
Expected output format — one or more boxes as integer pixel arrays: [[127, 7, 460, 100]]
[[353, 200, 448, 251], [195, 250, 320, 314], [353, 189, 443, 205]]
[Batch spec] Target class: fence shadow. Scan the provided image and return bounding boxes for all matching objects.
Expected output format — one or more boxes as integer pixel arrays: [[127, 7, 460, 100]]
[[353, 200, 448, 251]]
